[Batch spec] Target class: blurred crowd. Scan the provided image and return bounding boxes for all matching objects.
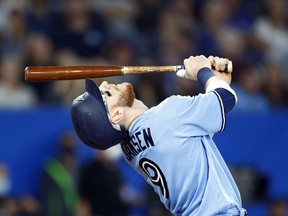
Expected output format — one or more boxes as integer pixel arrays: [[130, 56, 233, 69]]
[[1, 0, 288, 215], [0, 0, 287, 111], [0, 131, 174, 216]]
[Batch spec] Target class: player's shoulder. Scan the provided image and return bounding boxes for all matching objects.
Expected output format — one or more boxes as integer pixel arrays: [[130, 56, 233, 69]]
[[150, 95, 186, 112], [156, 95, 184, 106], [157, 93, 215, 109], [160, 94, 208, 105], [155, 95, 196, 109], [165, 95, 193, 102], [166, 93, 211, 102]]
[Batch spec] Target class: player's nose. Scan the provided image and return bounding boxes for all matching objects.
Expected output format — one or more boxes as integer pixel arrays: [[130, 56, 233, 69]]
[[99, 81, 109, 89]]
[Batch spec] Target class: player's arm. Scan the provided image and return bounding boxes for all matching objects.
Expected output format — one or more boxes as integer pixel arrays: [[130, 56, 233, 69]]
[[205, 57, 237, 136], [176, 55, 237, 135], [178, 55, 237, 114], [204, 56, 237, 114]]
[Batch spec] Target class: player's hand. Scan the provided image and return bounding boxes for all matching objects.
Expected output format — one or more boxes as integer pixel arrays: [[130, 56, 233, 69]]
[[208, 56, 230, 72], [177, 55, 211, 80], [208, 56, 232, 84]]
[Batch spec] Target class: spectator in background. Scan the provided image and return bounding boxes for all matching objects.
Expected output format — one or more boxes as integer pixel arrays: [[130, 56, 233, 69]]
[[0, 166, 21, 216], [90, 0, 139, 42], [23, 33, 56, 104], [195, 0, 228, 56], [134, 0, 166, 56], [156, 0, 198, 99], [0, 55, 38, 109], [217, 27, 246, 83], [39, 131, 79, 216], [0, 162, 11, 216], [48, 0, 108, 59], [156, 1, 196, 65], [252, 0, 288, 85], [25, 0, 52, 34], [231, 64, 271, 113], [0, 163, 11, 201], [16, 195, 41, 216], [77, 146, 128, 216], [1, 9, 28, 57], [267, 198, 288, 216], [105, 38, 137, 67], [0, 0, 28, 33], [225, 0, 254, 31], [0, 0, 14, 33], [262, 62, 288, 109]]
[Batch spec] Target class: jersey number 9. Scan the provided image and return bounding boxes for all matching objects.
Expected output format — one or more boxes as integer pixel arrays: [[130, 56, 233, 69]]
[[140, 158, 170, 199]]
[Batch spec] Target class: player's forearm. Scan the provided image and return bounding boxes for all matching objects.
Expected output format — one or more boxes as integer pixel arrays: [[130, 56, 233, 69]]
[[204, 72, 236, 98], [198, 67, 237, 114], [197, 67, 235, 95], [205, 73, 231, 88]]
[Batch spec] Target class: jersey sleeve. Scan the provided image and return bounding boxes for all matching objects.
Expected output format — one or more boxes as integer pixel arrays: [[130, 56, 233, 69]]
[[172, 91, 228, 136]]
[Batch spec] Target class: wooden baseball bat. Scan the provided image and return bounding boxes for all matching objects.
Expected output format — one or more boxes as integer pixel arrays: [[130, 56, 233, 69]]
[[24, 61, 232, 82]]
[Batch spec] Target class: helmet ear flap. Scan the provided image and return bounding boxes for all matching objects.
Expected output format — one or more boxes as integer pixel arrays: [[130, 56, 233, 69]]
[[71, 79, 128, 150]]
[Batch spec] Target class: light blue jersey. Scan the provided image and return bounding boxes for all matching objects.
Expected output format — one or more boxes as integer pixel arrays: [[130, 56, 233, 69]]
[[121, 91, 243, 216]]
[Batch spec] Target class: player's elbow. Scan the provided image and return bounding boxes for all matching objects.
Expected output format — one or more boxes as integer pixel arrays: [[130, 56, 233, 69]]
[[214, 88, 237, 114]]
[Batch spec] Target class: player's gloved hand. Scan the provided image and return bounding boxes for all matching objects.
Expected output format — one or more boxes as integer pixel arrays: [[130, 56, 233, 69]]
[[176, 55, 211, 80]]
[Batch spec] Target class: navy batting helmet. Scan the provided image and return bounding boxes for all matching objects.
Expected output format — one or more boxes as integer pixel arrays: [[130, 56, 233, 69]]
[[71, 79, 128, 150]]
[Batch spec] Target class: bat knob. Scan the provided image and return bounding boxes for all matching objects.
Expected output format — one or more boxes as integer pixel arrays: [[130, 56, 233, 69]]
[[176, 69, 186, 78]]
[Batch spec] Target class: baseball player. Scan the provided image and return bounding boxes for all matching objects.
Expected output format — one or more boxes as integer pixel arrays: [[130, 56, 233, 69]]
[[71, 55, 247, 216]]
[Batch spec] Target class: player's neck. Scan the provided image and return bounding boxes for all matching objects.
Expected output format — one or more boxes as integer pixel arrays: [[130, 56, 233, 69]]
[[124, 99, 148, 131], [132, 99, 148, 110]]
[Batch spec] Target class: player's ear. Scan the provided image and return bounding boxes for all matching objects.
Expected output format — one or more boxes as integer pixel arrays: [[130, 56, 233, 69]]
[[110, 107, 124, 124]]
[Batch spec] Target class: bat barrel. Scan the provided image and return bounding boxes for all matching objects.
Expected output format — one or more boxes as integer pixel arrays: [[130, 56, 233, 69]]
[[25, 66, 123, 82]]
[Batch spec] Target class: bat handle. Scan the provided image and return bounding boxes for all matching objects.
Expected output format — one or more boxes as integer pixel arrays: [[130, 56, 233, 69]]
[[175, 65, 186, 77]]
